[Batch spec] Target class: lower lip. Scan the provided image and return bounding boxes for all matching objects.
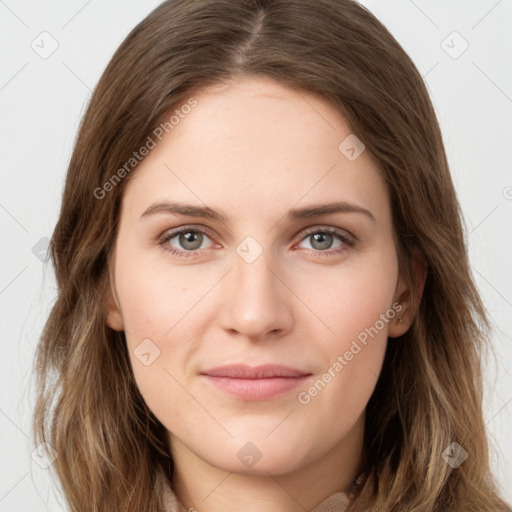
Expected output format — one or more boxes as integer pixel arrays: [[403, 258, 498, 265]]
[[202, 375, 312, 401]]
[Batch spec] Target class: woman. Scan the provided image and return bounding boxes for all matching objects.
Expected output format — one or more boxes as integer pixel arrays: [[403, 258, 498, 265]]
[[32, 0, 511, 510]]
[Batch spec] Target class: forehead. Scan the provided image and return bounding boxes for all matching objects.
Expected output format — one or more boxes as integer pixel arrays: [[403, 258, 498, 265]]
[[121, 76, 390, 227]]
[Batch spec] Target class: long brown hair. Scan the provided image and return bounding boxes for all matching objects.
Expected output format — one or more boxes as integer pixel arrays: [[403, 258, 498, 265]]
[[32, 0, 511, 510]]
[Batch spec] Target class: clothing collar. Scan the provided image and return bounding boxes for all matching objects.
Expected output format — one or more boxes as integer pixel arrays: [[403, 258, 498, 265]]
[[156, 467, 368, 512]]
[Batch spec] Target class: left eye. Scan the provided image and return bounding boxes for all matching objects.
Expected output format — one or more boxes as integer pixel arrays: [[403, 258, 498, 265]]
[[296, 228, 353, 253], [294, 227, 355, 256]]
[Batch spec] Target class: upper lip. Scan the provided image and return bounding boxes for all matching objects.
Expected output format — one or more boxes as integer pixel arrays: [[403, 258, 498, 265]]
[[201, 364, 311, 379]]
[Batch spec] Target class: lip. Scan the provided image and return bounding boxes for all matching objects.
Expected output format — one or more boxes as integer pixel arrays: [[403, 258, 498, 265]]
[[200, 364, 312, 401]]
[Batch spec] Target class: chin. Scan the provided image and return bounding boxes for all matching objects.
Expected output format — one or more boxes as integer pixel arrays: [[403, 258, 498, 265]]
[[197, 435, 313, 476]]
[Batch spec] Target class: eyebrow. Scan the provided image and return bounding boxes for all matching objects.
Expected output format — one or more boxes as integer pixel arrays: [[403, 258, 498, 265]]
[[140, 200, 377, 224]]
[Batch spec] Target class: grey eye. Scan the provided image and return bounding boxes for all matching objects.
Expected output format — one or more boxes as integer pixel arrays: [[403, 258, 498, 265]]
[[308, 232, 335, 251], [176, 231, 204, 251]]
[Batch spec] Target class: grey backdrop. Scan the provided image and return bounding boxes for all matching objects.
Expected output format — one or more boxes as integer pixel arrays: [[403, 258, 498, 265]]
[[1, 0, 511, 510]]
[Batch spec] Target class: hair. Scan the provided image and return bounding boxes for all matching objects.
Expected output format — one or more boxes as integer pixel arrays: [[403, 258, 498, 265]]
[[32, 0, 511, 511]]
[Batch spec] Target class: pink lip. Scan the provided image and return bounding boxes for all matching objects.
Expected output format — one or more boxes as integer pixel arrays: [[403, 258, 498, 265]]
[[201, 364, 312, 401]]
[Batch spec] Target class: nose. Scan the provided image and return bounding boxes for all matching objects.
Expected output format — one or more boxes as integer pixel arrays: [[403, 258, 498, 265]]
[[217, 244, 294, 341]]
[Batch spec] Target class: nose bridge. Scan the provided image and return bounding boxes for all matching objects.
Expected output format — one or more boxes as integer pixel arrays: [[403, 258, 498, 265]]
[[219, 235, 293, 338], [234, 240, 275, 297]]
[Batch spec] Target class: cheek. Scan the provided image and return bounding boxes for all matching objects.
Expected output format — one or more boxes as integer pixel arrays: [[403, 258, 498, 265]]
[[120, 283, 194, 429], [115, 244, 200, 340], [292, 247, 397, 408], [294, 244, 398, 347], [114, 248, 206, 422]]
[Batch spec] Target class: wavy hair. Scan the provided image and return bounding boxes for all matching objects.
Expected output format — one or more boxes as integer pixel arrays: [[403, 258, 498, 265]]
[[32, 0, 511, 510]]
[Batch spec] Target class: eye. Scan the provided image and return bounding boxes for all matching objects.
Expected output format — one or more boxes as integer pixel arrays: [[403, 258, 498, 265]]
[[158, 226, 217, 257], [158, 225, 356, 258], [294, 226, 355, 257]]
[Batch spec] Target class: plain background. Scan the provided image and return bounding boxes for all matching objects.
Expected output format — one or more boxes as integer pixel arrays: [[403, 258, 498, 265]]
[[1, 0, 511, 510]]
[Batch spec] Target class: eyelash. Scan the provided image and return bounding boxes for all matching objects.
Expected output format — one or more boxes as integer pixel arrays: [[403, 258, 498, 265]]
[[158, 225, 356, 259]]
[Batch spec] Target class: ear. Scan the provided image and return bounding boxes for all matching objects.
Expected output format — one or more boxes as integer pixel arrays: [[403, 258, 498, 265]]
[[104, 265, 124, 332], [388, 247, 427, 338]]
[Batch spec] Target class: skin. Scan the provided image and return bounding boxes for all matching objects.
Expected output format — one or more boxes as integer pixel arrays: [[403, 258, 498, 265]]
[[106, 75, 425, 512]]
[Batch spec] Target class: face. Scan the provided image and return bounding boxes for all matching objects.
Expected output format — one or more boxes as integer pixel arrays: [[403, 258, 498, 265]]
[[106, 75, 411, 477]]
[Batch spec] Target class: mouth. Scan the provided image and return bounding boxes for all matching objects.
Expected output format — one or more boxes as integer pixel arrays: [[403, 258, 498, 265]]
[[200, 364, 313, 401]]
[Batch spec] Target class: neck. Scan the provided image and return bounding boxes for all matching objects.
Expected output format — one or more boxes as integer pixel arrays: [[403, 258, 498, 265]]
[[168, 413, 365, 512]]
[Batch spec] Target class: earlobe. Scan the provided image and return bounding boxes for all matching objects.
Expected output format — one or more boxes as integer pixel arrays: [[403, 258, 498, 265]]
[[105, 288, 124, 331], [104, 267, 124, 332], [389, 248, 427, 338], [388, 290, 410, 339]]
